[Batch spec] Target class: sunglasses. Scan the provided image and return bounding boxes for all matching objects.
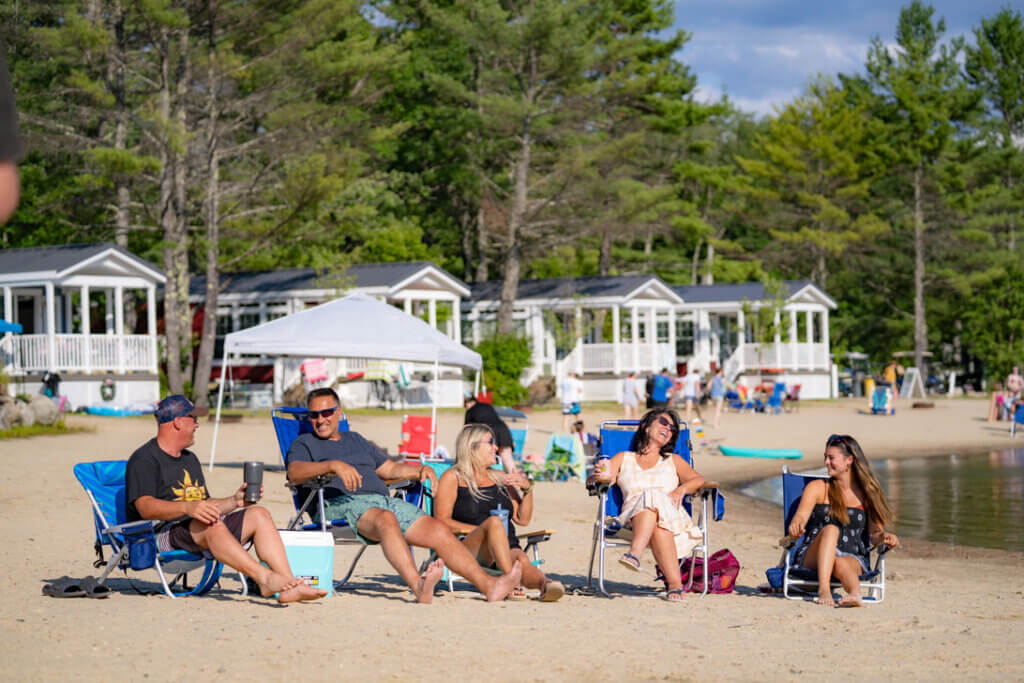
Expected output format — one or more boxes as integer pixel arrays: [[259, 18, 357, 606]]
[[476, 438, 495, 447], [177, 414, 198, 423], [826, 434, 847, 445], [656, 416, 676, 429], [307, 406, 338, 420]]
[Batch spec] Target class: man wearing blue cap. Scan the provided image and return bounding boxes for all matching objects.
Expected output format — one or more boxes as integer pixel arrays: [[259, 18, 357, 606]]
[[126, 395, 325, 603]]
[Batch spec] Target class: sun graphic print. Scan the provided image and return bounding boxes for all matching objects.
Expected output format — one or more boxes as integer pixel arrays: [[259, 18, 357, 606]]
[[171, 471, 207, 501]]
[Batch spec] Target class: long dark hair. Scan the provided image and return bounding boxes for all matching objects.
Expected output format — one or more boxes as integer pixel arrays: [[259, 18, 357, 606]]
[[825, 434, 894, 527], [632, 408, 681, 459]]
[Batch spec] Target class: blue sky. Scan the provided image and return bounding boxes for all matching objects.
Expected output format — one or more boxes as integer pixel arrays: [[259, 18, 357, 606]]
[[673, 0, 1012, 117]]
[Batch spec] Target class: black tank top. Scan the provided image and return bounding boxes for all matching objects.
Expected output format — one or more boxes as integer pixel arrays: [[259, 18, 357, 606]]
[[451, 482, 520, 549]]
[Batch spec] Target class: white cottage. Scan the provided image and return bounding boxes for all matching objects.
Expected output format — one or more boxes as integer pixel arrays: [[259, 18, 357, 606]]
[[189, 261, 472, 407], [0, 243, 164, 407]]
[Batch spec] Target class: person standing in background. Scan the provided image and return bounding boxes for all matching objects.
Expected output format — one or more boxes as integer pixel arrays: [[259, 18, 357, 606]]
[[622, 370, 642, 418]]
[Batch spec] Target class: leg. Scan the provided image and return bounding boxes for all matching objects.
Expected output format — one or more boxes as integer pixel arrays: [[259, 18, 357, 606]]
[[356, 508, 442, 604], [649, 527, 682, 592], [684, 399, 692, 423], [498, 446, 517, 475], [510, 548, 546, 590], [404, 516, 520, 602], [627, 509, 658, 559], [834, 557, 864, 606], [461, 516, 515, 572], [801, 524, 840, 606], [190, 511, 324, 603], [714, 398, 723, 428]]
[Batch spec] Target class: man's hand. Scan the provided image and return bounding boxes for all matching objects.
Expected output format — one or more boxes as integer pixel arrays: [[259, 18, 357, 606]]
[[419, 465, 439, 490], [233, 482, 263, 507], [184, 499, 222, 525], [332, 461, 362, 491]]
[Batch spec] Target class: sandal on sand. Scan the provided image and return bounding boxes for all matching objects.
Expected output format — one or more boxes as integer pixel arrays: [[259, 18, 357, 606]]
[[506, 586, 528, 601], [663, 588, 685, 602], [82, 576, 111, 599], [619, 553, 641, 572], [42, 576, 86, 598], [539, 580, 565, 602]]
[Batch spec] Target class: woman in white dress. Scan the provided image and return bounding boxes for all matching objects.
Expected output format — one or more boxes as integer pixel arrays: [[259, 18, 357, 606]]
[[590, 409, 705, 601]]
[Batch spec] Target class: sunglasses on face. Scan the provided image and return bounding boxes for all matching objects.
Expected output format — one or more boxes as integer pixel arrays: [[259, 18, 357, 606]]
[[476, 438, 495, 447], [656, 416, 676, 430], [308, 406, 338, 420], [177, 414, 198, 424]]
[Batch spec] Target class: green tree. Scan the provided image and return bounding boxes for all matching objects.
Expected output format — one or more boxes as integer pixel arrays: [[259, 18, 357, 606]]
[[736, 78, 886, 290], [864, 0, 978, 375]]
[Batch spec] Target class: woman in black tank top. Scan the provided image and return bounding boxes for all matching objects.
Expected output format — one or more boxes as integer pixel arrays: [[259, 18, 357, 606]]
[[434, 424, 564, 602]]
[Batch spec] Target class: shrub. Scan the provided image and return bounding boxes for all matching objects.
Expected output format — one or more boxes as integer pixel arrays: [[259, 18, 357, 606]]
[[475, 336, 531, 406]]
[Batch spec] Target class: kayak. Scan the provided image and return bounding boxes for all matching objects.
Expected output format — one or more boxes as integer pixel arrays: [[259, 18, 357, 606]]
[[718, 445, 803, 459]]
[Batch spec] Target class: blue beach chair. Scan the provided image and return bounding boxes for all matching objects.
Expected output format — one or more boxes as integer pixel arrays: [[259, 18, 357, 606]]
[[73, 460, 243, 598], [766, 382, 786, 415], [272, 407, 422, 590], [1011, 403, 1024, 437], [870, 384, 895, 415], [583, 419, 724, 598], [765, 466, 890, 603], [533, 433, 585, 481]]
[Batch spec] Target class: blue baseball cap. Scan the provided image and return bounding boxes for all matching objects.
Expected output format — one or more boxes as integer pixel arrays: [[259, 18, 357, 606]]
[[155, 395, 209, 423]]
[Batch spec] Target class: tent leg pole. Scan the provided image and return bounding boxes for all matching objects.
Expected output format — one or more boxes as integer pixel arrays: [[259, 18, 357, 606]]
[[430, 356, 439, 457], [209, 354, 231, 471]]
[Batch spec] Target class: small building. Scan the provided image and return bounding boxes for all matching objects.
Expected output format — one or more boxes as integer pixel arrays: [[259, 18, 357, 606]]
[[189, 261, 471, 407], [0, 243, 164, 407]]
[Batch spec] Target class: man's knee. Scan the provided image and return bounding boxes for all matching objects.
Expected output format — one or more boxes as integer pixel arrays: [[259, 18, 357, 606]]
[[364, 508, 401, 534]]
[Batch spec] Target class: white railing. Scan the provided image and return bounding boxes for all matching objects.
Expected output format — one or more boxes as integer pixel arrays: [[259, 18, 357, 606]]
[[1, 334, 157, 374], [725, 342, 830, 380], [564, 341, 675, 375]]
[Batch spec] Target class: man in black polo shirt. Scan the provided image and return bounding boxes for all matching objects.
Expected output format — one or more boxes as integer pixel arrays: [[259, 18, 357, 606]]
[[126, 395, 324, 603]]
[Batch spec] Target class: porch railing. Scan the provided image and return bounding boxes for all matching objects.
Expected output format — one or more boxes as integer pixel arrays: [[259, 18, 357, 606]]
[[0, 334, 158, 374], [724, 342, 830, 382], [563, 341, 675, 375]]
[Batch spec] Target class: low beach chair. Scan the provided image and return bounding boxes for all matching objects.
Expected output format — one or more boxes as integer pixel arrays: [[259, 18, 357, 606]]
[[73, 460, 243, 598], [784, 384, 801, 412], [1011, 403, 1024, 437], [583, 419, 724, 598], [398, 414, 435, 461], [765, 466, 891, 603], [272, 407, 422, 591], [766, 382, 786, 415], [534, 433, 585, 481], [870, 385, 895, 415]]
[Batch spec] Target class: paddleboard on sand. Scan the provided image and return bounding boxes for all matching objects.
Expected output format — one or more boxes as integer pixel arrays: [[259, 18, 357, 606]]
[[718, 445, 803, 459]]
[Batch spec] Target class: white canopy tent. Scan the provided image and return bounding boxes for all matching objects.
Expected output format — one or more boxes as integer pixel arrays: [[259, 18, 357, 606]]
[[208, 293, 482, 470]]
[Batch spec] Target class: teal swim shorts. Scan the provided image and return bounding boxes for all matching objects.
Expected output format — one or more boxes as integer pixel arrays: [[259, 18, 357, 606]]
[[322, 493, 425, 545]]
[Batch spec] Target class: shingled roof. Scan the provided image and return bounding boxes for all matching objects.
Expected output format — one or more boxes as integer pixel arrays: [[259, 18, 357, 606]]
[[672, 280, 833, 306], [190, 261, 466, 296], [469, 273, 674, 302], [0, 242, 163, 279]]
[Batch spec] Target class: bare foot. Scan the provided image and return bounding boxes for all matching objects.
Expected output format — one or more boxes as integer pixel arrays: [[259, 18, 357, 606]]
[[415, 559, 445, 604], [261, 573, 326, 603], [485, 560, 523, 602], [838, 594, 863, 607], [815, 591, 835, 607]]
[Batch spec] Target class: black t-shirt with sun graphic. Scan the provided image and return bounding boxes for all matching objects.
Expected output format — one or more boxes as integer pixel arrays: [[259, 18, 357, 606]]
[[126, 438, 209, 523]]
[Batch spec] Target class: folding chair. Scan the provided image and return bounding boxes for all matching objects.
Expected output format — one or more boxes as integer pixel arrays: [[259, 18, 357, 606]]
[[272, 407, 421, 591], [73, 460, 244, 599], [870, 385, 895, 415], [766, 382, 786, 415], [398, 414, 435, 461], [784, 384, 801, 413], [583, 419, 724, 598], [1010, 403, 1024, 437], [533, 433, 585, 481], [765, 466, 890, 603]]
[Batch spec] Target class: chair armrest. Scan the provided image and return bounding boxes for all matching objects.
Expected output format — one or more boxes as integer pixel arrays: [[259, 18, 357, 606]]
[[870, 542, 894, 555], [285, 473, 333, 491], [104, 519, 158, 536], [384, 477, 416, 488], [586, 480, 611, 496], [778, 535, 799, 549], [696, 481, 719, 493], [518, 529, 555, 540]]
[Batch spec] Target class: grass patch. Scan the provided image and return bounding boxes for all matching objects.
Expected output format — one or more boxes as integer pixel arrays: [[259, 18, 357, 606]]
[[0, 420, 95, 439]]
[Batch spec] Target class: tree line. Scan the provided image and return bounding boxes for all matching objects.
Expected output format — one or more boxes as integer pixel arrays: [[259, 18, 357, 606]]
[[3, 0, 1023, 407]]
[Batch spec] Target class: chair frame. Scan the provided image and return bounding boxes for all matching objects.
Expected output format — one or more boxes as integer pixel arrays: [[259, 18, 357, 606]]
[[272, 407, 422, 591], [582, 419, 723, 599], [771, 465, 890, 603], [74, 461, 245, 599]]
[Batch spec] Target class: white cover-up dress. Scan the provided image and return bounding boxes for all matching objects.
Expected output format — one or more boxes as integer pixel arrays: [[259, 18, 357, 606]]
[[615, 451, 703, 558]]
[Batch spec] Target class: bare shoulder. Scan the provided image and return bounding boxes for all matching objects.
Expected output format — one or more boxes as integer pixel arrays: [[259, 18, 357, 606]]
[[804, 478, 827, 499]]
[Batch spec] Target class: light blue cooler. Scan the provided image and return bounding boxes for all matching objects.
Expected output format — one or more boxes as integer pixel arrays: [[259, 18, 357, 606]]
[[279, 530, 335, 597]]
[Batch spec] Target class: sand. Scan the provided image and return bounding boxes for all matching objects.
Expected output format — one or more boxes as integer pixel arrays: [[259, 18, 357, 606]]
[[3, 397, 1023, 681]]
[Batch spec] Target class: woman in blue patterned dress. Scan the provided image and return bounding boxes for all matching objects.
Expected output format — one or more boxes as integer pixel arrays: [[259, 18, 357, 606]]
[[789, 434, 899, 606]]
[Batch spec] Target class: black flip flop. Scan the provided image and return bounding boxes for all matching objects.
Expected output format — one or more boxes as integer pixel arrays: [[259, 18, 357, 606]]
[[42, 576, 86, 598], [81, 576, 112, 599]]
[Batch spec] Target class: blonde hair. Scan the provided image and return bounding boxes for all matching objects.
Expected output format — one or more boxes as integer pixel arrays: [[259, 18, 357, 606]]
[[453, 424, 506, 502]]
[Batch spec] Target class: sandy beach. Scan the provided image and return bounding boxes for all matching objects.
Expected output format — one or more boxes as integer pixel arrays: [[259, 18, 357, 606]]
[[3, 397, 1023, 681]]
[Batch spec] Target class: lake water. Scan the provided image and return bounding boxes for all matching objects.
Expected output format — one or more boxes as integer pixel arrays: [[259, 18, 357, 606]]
[[740, 448, 1024, 552]]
